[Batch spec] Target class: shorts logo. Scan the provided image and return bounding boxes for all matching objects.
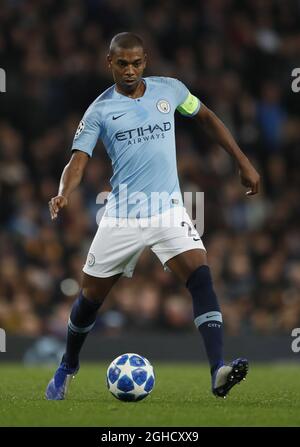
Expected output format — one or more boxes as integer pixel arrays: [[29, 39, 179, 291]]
[[75, 120, 85, 138], [157, 99, 170, 114], [87, 253, 95, 267]]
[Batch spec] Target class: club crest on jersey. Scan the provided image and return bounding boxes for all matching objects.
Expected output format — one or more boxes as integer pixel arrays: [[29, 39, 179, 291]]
[[75, 120, 85, 138], [156, 99, 170, 114]]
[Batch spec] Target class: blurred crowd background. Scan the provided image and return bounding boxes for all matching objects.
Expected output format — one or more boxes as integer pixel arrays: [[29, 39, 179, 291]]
[[0, 0, 300, 340]]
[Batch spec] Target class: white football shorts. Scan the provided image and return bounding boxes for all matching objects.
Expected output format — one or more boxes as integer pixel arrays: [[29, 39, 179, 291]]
[[83, 206, 205, 278]]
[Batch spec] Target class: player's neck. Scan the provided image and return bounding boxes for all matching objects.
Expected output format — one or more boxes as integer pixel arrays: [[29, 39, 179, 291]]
[[115, 79, 146, 99]]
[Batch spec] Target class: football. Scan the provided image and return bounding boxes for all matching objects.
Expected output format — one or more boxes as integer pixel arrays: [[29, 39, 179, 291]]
[[106, 353, 155, 402]]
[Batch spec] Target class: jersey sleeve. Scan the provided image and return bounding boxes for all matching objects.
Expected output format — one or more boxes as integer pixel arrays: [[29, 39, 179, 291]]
[[167, 77, 201, 118], [71, 108, 102, 157]]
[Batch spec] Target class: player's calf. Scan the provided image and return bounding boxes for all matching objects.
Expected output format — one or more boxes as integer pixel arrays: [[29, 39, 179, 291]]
[[186, 265, 224, 373]]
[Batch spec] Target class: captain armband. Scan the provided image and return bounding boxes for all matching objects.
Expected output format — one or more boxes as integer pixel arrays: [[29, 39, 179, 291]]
[[177, 92, 201, 117]]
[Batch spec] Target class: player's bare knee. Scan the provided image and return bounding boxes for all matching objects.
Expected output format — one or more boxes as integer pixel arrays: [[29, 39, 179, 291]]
[[82, 286, 105, 305]]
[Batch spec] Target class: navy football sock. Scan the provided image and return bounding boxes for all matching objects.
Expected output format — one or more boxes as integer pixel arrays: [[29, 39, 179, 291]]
[[186, 265, 224, 375], [64, 290, 102, 368]]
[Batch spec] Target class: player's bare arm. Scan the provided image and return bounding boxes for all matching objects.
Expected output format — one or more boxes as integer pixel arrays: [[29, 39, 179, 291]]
[[48, 150, 89, 220], [196, 103, 260, 196]]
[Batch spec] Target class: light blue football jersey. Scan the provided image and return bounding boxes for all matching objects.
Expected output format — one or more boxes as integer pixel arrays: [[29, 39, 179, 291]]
[[72, 76, 201, 218]]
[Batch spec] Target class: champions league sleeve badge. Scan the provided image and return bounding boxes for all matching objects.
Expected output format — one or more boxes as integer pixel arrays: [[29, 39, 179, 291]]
[[75, 120, 85, 138]]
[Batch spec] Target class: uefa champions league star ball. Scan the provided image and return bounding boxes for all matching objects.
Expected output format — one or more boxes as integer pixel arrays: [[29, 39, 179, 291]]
[[106, 353, 155, 402]]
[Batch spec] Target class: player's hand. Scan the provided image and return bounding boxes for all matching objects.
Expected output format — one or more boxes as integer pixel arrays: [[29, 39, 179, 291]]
[[239, 163, 260, 196], [48, 195, 68, 220]]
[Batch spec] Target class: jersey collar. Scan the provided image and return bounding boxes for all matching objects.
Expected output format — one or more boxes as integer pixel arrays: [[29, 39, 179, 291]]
[[113, 78, 148, 100]]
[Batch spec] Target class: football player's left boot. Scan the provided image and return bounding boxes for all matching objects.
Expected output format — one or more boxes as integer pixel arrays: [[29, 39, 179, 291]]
[[45, 358, 79, 401], [212, 358, 249, 398]]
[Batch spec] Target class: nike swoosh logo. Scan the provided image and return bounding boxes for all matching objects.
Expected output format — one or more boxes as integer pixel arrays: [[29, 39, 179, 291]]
[[112, 113, 126, 120], [206, 314, 219, 318]]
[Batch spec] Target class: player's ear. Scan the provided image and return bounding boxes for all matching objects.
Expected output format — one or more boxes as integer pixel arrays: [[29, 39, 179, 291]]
[[107, 54, 112, 69], [143, 52, 147, 67]]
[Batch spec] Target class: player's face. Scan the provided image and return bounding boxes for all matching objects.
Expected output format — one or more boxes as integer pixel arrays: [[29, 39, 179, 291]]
[[107, 46, 147, 93]]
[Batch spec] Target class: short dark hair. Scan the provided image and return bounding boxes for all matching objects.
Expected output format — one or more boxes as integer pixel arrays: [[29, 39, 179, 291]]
[[109, 32, 144, 55]]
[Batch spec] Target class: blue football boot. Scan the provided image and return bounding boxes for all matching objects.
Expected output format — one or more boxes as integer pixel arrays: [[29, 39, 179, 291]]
[[212, 358, 249, 398], [45, 359, 79, 400]]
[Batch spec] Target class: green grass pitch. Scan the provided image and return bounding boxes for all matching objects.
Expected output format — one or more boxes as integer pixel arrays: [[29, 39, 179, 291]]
[[0, 362, 299, 427]]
